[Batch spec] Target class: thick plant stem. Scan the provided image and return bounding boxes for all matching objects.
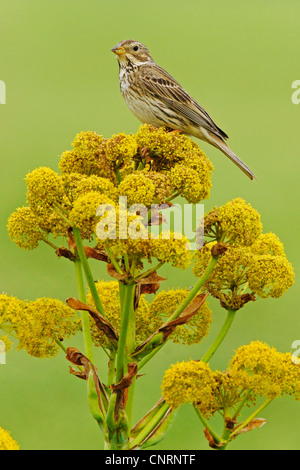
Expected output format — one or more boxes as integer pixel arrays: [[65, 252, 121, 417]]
[[115, 282, 136, 383], [72, 227, 106, 317], [201, 308, 236, 364], [193, 405, 223, 446], [74, 257, 94, 362], [124, 282, 137, 431]]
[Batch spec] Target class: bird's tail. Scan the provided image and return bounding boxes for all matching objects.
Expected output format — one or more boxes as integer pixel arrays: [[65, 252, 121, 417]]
[[206, 132, 257, 180]]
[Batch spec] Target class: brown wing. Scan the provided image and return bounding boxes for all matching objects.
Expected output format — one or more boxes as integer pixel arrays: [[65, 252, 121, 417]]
[[139, 63, 228, 141]]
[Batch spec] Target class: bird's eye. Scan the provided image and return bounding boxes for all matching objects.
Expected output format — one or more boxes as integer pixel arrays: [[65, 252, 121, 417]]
[[133, 45, 139, 51]]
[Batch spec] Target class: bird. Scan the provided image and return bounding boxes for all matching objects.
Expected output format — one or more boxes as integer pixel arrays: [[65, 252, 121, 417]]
[[111, 39, 257, 180]]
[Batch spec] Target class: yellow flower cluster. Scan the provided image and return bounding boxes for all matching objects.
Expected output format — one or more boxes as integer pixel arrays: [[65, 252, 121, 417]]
[[63, 173, 117, 203], [162, 341, 300, 417], [194, 205, 294, 309], [69, 191, 115, 240], [230, 341, 300, 400], [161, 360, 216, 414], [118, 174, 156, 207], [149, 289, 211, 345], [7, 207, 44, 250], [0, 426, 19, 450], [0, 295, 80, 358], [136, 125, 213, 203], [204, 198, 263, 246], [26, 166, 65, 209], [59, 131, 106, 177], [8, 126, 213, 252], [104, 133, 138, 167]]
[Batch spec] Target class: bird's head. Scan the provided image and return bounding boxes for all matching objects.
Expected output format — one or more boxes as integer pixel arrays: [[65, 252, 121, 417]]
[[111, 40, 153, 66]]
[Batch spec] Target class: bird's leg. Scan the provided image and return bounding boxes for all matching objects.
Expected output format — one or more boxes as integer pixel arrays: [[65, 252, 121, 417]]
[[165, 127, 182, 135]]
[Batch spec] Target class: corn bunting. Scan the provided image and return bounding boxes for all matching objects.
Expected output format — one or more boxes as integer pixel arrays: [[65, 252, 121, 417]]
[[111, 40, 256, 180]]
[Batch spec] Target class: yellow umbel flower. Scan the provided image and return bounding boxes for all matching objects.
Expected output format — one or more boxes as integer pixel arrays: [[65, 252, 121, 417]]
[[63, 173, 118, 203], [193, 237, 294, 309], [69, 191, 115, 240], [230, 341, 300, 400], [0, 294, 24, 331], [151, 231, 192, 269], [135, 125, 213, 203], [59, 131, 117, 181], [136, 124, 196, 167], [247, 255, 294, 298], [104, 133, 138, 167], [7, 207, 44, 250], [118, 173, 156, 206], [204, 198, 263, 246], [16, 298, 80, 358], [251, 232, 285, 256], [161, 360, 216, 415], [140, 170, 173, 204], [26, 167, 64, 209], [149, 289, 211, 345], [0, 426, 19, 450]]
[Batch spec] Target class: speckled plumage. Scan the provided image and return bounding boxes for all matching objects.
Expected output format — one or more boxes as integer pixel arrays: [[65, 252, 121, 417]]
[[112, 40, 256, 180]]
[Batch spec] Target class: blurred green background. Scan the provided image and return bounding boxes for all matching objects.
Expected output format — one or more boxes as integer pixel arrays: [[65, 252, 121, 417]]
[[0, 0, 299, 450]]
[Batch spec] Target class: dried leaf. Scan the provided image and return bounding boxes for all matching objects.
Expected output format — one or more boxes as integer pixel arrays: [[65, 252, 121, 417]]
[[233, 418, 267, 436], [159, 293, 208, 341], [132, 293, 208, 360], [112, 363, 138, 392], [66, 297, 119, 346], [107, 263, 127, 281], [203, 428, 223, 449], [55, 247, 76, 261], [84, 246, 109, 262], [67, 228, 76, 250], [68, 366, 86, 380], [137, 272, 166, 295], [66, 347, 91, 377], [211, 242, 228, 257], [111, 363, 138, 409], [66, 347, 108, 416]]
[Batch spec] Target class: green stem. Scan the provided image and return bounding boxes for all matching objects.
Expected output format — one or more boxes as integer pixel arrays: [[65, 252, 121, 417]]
[[229, 398, 272, 440], [201, 308, 237, 364], [52, 204, 72, 226], [134, 261, 165, 280], [115, 169, 122, 184], [232, 389, 253, 421], [129, 401, 170, 449], [41, 237, 59, 251], [74, 257, 94, 362], [115, 282, 136, 383], [220, 407, 232, 448], [107, 351, 116, 388], [72, 227, 106, 317], [124, 282, 137, 431], [193, 405, 223, 445], [165, 191, 180, 202], [123, 253, 130, 273], [166, 256, 219, 325], [105, 243, 124, 275]]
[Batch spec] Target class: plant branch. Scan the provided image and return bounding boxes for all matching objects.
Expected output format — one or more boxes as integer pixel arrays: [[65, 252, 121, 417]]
[[201, 308, 237, 364]]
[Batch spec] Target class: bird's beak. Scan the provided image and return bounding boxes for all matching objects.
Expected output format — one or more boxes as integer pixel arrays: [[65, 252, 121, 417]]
[[111, 45, 127, 56]]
